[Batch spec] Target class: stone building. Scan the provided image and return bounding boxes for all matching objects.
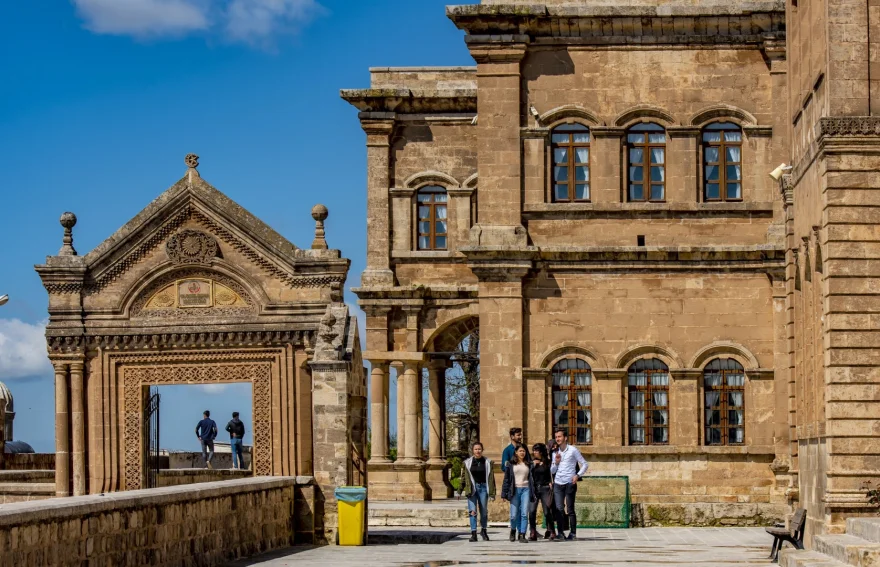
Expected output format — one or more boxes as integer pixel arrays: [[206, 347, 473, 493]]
[[344, 0, 797, 525], [35, 156, 366, 541]]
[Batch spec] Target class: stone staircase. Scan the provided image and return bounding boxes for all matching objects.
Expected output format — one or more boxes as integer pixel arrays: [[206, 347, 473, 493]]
[[779, 518, 880, 567], [368, 500, 471, 527]]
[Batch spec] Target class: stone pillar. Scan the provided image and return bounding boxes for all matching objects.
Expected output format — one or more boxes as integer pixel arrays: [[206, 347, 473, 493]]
[[471, 267, 529, 461], [400, 362, 421, 464], [394, 362, 405, 462], [360, 118, 396, 286], [427, 363, 444, 463], [417, 372, 424, 460], [369, 362, 390, 463], [54, 362, 70, 497], [426, 362, 453, 498], [70, 360, 86, 496]]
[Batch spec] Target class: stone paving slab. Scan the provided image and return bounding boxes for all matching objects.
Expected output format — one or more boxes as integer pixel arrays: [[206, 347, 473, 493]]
[[233, 527, 775, 566]]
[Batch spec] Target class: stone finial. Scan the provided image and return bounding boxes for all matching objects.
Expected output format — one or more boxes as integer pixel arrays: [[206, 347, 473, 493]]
[[58, 212, 78, 256], [311, 204, 329, 250], [185, 153, 200, 180]]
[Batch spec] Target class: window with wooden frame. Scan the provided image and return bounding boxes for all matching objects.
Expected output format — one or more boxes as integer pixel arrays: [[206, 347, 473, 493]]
[[628, 358, 670, 445], [551, 358, 592, 445], [416, 186, 448, 250], [703, 122, 743, 201], [627, 123, 667, 202], [704, 358, 745, 445], [551, 124, 591, 202]]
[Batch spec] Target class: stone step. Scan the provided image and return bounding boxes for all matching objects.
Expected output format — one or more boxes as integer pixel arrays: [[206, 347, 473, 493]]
[[814, 534, 880, 567], [778, 549, 848, 567], [847, 518, 880, 545], [368, 505, 470, 527], [0, 482, 55, 495]]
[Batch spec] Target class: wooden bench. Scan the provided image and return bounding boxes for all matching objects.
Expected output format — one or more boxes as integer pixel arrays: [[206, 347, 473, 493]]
[[766, 508, 806, 562]]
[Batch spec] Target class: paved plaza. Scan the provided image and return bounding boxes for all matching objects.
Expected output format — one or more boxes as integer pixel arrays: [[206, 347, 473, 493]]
[[236, 527, 775, 567]]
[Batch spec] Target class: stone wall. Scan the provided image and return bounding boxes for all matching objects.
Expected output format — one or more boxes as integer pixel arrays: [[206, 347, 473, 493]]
[[0, 470, 54, 505], [3, 454, 55, 471], [157, 468, 251, 487], [0, 477, 314, 566]]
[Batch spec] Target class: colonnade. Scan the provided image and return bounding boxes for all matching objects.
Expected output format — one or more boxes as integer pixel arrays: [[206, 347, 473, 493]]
[[368, 359, 452, 499]]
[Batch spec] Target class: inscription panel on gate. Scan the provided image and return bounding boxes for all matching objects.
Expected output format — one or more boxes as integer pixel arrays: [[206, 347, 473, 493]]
[[178, 279, 213, 308]]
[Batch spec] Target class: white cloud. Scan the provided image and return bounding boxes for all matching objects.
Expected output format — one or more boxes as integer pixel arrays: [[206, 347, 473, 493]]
[[72, 0, 322, 44], [73, 0, 210, 37], [195, 384, 230, 394], [0, 319, 52, 381], [225, 0, 320, 44]]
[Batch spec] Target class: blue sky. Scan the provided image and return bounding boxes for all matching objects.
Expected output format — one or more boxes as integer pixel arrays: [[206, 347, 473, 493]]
[[0, 0, 473, 453]]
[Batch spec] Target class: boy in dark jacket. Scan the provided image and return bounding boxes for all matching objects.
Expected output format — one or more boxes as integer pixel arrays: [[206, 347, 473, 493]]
[[225, 412, 246, 470]]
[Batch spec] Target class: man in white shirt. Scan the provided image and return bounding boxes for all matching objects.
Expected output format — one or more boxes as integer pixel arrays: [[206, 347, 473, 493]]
[[550, 428, 588, 541]]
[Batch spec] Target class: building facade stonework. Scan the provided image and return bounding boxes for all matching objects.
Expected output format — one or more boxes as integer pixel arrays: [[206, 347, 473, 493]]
[[341, 0, 877, 532], [35, 157, 366, 543]]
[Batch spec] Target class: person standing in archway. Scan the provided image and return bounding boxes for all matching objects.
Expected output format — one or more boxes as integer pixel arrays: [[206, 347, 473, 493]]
[[195, 410, 217, 469], [225, 411, 246, 470]]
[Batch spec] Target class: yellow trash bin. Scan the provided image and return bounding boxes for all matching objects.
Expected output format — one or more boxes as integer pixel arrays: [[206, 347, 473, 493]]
[[335, 486, 367, 546]]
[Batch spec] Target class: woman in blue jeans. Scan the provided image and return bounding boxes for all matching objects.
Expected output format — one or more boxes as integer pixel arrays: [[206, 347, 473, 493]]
[[501, 444, 535, 543], [459, 441, 495, 542]]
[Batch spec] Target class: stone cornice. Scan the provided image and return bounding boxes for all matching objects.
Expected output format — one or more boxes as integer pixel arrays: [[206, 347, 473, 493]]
[[45, 330, 315, 355], [447, 4, 785, 47], [341, 89, 477, 114], [354, 285, 479, 302]]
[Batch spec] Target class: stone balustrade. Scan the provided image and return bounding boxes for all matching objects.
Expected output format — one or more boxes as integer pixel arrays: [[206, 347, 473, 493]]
[[0, 476, 316, 566]]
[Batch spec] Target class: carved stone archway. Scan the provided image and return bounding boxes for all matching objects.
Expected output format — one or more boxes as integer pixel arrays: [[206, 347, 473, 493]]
[[119, 351, 276, 490]]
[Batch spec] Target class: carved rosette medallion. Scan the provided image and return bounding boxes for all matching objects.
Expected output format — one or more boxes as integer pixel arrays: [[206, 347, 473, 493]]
[[166, 229, 218, 264]]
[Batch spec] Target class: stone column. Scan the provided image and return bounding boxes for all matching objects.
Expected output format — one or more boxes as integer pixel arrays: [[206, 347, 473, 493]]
[[54, 362, 70, 497], [417, 372, 424, 460], [400, 362, 421, 464], [394, 362, 405, 461], [427, 363, 444, 463], [369, 362, 390, 463], [425, 362, 453, 498], [360, 118, 396, 287], [70, 360, 85, 496], [0, 399, 6, 470]]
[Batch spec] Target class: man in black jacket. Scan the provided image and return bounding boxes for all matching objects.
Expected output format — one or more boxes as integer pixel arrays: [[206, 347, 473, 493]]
[[225, 412, 246, 470]]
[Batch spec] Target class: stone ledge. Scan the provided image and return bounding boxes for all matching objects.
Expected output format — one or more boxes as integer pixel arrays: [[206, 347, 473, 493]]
[[524, 201, 775, 217], [0, 476, 311, 527], [581, 445, 777, 456]]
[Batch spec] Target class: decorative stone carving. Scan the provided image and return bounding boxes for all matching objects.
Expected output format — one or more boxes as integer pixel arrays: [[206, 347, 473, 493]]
[[132, 269, 255, 319], [311, 204, 329, 250], [59, 212, 78, 256], [166, 229, 219, 265], [818, 116, 880, 138], [122, 357, 273, 490], [185, 153, 199, 169]]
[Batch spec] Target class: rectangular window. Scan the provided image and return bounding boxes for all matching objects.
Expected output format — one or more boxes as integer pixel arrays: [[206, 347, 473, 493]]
[[416, 188, 448, 251], [703, 123, 743, 202], [551, 125, 591, 203], [627, 124, 666, 202], [628, 359, 670, 445]]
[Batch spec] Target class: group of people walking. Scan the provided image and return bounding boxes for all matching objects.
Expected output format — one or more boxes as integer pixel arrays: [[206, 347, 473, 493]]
[[459, 427, 589, 543]]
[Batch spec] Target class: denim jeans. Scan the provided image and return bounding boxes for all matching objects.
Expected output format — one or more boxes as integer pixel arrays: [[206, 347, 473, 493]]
[[200, 439, 214, 465], [553, 482, 578, 534], [509, 487, 531, 534], [529, 484, 556, 533], [466, 482, 489, 531], [230, 438, 244, 469]]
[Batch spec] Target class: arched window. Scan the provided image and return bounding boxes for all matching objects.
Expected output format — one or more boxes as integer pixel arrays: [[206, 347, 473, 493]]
[[704, 358, 745, 445], [551, 358, 592, 445], [551, 124, 591, 202], [416, 186, 448, 250], [628, 358, 669, 445], [627, 123, 666, 202], [703, 122, 743, 201]]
